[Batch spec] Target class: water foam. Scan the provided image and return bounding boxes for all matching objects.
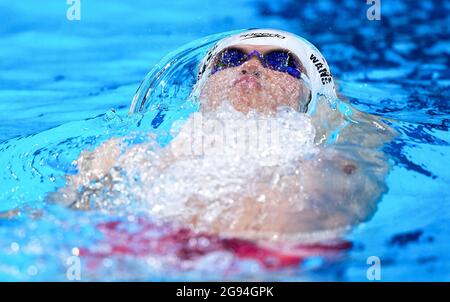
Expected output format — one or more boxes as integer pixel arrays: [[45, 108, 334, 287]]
[[93, 103, 321, 238]]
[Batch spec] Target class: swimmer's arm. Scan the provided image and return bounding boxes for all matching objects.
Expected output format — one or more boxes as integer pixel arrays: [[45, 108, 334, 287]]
[[71, 138, 123, 185], [47, 138, 124, 206], [50, 135, 177, 207], [0, 208, 20, 220], [57, 111, 194, 194]]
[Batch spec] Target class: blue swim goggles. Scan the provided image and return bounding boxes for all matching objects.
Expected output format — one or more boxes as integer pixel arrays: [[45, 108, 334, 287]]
[[211, 48, 303, 79]]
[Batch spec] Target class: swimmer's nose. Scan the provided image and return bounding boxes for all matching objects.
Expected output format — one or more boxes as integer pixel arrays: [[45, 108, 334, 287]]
[[240, 58, 262, 78]]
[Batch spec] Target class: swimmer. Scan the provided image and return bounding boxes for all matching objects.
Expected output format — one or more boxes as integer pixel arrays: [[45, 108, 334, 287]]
[[50, 29, 395, 243]]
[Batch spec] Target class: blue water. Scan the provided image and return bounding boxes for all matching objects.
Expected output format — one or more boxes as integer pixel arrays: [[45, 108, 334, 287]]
[[0, 0, 449, 281]]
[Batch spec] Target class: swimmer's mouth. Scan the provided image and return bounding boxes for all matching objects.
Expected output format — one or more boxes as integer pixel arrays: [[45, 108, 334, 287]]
[[233, 75, 262, 89]]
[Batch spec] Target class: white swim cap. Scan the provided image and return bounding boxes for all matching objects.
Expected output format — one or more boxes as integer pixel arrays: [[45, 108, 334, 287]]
[[192, 29, 337, 114]]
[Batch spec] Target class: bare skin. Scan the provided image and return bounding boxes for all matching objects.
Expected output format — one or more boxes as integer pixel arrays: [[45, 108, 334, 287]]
[[48, 44, 394, 243], [182, 147, 387, 241], [200, 45, 310, 115]]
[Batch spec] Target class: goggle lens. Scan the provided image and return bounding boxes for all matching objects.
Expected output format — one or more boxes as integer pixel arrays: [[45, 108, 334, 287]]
[[212, 48, 302, 79]]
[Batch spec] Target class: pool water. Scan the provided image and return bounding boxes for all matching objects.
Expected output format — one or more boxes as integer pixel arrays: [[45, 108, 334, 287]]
[[0, 0, 449, 281]]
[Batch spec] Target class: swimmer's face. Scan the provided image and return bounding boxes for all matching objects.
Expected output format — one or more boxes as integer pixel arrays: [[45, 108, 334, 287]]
[[199, 45, 310, 115]]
